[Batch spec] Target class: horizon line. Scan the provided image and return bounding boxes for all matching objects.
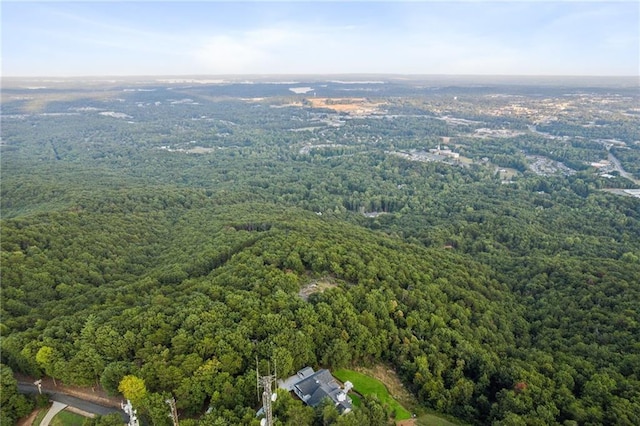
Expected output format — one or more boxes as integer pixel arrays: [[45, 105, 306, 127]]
[[3, 73, 639, 79]]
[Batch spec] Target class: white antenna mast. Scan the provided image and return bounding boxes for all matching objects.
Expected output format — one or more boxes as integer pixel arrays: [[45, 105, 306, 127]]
[[257, 359, 277, 426], [166, 396, 179, 426]]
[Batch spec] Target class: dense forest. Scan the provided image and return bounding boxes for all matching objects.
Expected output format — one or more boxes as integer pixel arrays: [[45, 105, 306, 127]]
[[1, 77, 639, 425]]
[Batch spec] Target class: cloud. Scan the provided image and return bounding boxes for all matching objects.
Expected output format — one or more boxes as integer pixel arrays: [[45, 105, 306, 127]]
[[191, 11, 637, 76], [193, 24, 355, 74], [3, 1, 637, 76], [196, 35, 270, 73]]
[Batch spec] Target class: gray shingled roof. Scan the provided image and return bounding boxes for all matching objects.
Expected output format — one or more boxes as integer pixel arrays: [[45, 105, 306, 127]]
[[291, 368, 352, 412]]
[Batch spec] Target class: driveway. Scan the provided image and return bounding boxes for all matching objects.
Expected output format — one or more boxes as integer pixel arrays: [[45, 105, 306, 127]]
[[40, 402, 67, 426]]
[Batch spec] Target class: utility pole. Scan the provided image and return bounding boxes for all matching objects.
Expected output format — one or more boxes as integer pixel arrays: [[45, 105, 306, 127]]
[[166, 397, 179, 426]]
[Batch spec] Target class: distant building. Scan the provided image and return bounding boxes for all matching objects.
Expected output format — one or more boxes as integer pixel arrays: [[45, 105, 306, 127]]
[[429, 147, 460, 159], [279, 367, 353, 413], [623, 189, 640, 198]]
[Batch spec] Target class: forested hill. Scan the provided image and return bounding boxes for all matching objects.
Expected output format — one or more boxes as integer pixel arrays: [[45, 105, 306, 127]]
[[2, 78, 640, 425]]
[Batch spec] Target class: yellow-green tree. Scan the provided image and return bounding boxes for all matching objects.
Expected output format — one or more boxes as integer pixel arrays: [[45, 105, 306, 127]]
[[35, 346, 63, 386], [118, 375, 147, 406]]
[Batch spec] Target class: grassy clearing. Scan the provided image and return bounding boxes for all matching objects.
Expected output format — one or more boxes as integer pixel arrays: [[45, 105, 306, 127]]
[[50, 410, 85, 426], [417, 413, 460, 426], [352, 365, 418, 413], [334, 368, 412, 421], [350, 393, 362, 407]]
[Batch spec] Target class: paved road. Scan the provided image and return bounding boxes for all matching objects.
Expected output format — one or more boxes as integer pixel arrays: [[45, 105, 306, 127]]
[[608, 151, 640, 184], [17, 383, 126, 420]]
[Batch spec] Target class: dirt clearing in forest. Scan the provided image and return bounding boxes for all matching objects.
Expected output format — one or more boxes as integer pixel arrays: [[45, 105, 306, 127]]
[[298, 276, 337, 301], [307, 98, 386, 115]]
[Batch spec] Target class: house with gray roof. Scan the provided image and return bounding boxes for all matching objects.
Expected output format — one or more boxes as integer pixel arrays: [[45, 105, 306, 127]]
[[278, 367, 353, 413]]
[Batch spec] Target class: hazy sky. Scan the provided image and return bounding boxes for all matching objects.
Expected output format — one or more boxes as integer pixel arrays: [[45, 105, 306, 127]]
[[2, 1, 639, 77]]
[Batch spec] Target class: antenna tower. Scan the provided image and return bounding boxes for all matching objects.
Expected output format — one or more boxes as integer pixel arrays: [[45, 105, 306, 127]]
[[257, 360, 277, 426], [121, 400, 140, 426], [166, 396, 179, 426]]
